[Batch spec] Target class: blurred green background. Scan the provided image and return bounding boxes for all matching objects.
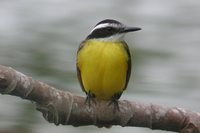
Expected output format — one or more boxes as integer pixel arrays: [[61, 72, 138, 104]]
[[0, 0, 200, 133]]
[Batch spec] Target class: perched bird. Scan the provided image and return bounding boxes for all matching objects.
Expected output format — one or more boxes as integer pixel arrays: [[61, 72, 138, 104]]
[[76, 19, 141, 111]]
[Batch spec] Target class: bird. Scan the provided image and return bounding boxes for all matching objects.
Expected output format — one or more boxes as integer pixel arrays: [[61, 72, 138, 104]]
[[76, 19, 141, 111]]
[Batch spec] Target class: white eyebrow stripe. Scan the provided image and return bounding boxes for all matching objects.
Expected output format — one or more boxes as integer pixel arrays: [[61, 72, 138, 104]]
[[90, 23, 109, 33], [90, 23, 120, 33]]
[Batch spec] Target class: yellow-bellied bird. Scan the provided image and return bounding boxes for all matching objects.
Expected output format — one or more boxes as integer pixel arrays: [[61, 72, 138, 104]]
[[77, 19, 141, 111]]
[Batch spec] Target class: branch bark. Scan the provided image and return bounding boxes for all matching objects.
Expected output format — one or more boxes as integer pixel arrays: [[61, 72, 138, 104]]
[[0, 65, 199, 133]]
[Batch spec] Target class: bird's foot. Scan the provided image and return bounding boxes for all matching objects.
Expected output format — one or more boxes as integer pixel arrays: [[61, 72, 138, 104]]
[[108, 93, 121, 113], [85, 90, 96, 107]]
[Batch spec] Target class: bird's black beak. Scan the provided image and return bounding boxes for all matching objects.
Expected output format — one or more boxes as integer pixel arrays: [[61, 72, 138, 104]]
[[120, 27, 141, 33]]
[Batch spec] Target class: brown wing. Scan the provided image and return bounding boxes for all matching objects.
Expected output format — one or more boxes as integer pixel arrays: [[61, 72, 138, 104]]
[[122, 41, 132, 90], [76, 41, 86, 93]]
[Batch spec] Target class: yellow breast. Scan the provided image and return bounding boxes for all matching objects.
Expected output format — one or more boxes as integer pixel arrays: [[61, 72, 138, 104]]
[[77, 40, 129, 100]]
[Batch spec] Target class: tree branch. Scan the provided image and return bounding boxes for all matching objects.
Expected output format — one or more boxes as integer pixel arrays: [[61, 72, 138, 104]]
[[0, 65, 199, 133]]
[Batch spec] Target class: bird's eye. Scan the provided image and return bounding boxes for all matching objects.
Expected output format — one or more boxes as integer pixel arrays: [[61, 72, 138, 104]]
[[107, 27, 113, 31]]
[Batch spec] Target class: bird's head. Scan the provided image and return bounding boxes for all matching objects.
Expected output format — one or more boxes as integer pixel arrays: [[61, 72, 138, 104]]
[[86, 19, 141, 41]]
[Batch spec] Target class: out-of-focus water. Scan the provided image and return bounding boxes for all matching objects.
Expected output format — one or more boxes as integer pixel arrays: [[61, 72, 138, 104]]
[[0, 0, 200, 133]]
